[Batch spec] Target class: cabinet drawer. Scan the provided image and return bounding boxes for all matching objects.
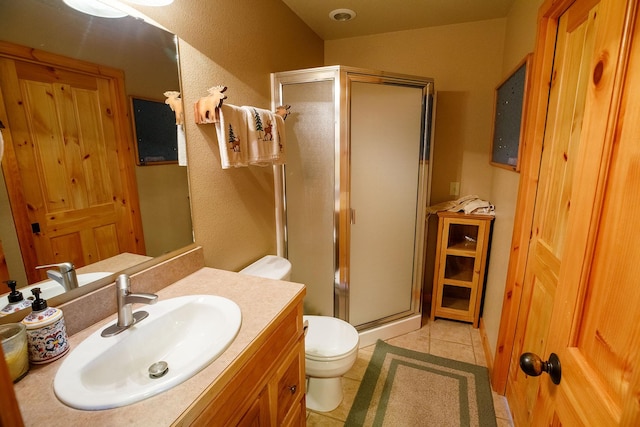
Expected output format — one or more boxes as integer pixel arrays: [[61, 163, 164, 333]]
[[276, 339, 305, 425]]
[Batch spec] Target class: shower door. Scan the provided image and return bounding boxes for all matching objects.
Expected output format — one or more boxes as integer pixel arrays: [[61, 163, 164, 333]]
[[275, 73, 338, 316], [272, 66, 434, 331], [347, 77, 430, 328]]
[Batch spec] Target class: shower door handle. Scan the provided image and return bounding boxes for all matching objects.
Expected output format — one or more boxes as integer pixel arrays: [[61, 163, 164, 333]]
[[350, 208, 356, 225]]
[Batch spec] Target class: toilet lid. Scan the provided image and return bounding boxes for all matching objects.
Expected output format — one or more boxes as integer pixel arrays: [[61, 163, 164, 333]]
[[304, 315, 359, 359]]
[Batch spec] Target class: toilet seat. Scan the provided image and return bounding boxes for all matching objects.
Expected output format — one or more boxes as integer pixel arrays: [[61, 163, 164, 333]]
[[303, 315, 359, 361]]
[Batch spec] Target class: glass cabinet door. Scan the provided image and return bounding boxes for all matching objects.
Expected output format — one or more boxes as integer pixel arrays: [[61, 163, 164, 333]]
[[431, 213, 493, 327]]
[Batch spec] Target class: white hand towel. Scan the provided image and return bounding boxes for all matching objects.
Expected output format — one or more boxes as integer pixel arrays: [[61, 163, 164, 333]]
[[215, 104, 249, 168], [177, 124, 187, 166], [242, 106, 285, 166]]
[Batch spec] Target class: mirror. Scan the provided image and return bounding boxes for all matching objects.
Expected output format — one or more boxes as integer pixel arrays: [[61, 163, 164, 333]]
[[0, 0, 193, 316]]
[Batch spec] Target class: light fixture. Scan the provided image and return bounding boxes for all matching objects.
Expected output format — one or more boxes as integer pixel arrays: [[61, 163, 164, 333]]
[[63, 0, 175, 19], [63, 0, 128, 18], [329, 8, 356, 22], [126, 0, 174, 5]]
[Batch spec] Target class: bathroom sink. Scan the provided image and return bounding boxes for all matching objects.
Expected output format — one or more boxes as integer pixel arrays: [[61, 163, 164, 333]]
[[53, 294, 242, 410], [0, 272, 113, 309]]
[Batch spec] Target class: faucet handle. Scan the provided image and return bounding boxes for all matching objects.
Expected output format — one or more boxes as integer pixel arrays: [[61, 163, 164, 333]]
[[35, 262, 75, 273]]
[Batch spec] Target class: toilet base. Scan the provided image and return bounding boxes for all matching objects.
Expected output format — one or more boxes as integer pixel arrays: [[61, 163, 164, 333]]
[[305, 376, 344, 412]]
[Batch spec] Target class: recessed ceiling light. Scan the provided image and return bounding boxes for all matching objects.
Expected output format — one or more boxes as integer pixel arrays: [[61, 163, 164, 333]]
[[329, 8, 356, 22]]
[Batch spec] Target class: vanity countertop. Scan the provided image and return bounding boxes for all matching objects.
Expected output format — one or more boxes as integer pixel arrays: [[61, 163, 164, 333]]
[[75, 252, 153, 274], [13, 267, 305, 426]]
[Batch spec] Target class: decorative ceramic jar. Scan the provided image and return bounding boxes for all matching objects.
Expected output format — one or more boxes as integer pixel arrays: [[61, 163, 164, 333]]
[[21, 288, 69, 364]]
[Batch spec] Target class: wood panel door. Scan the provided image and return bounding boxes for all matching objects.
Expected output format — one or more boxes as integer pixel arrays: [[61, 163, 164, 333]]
[[505, 0, 602, 423], [543, 2, 640, 423], [0, 43, 145, 283], [501, 0, 640, 425]]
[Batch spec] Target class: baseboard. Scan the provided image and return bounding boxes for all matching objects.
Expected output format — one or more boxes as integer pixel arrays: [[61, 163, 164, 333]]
[[357, 314, 422, 348], [478, 317, 494, 376]]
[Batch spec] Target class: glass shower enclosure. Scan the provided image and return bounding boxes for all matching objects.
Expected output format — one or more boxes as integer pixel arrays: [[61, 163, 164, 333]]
[[271, 66, 435, 341]]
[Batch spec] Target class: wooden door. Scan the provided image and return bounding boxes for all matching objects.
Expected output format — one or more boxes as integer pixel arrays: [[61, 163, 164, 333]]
[[499, 0, 639, 425], [542, 2, 640, 424], [505, 0, 601, 423], [0, 42, 145, 283]]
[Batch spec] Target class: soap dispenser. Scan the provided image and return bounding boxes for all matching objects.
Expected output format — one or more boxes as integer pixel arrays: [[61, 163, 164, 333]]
[[0, 280, 32, 316], [21, 288, 70, 364]]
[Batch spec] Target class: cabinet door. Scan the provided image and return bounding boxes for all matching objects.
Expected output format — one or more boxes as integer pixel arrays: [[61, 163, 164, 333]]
[[236, 391, 269, 427], [432, 215, 490, 326], [442, 218, 481, 318]]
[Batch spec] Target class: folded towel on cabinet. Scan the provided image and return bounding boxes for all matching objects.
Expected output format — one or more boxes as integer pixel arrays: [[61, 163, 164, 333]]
[[215, 104, 249, 168], [242, 106, 286, 166], [427, 195, 495, 216]]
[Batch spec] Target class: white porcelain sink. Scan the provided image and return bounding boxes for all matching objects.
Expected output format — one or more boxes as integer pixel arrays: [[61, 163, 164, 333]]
[[0, 272, 112, 309], [53, 294, 242, 410]]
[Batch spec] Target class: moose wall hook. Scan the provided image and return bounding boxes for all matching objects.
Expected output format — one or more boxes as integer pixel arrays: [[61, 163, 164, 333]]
[[194, 85, 228, 124], [164, 91, 184, 125]]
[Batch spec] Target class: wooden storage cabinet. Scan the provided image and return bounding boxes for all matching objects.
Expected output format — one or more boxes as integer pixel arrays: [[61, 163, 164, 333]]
[[178, 303, 306, 426], [431, 212, 493, 328]]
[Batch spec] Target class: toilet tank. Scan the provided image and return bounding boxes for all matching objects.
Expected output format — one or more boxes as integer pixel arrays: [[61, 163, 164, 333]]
[[239, 255, 291, 280]]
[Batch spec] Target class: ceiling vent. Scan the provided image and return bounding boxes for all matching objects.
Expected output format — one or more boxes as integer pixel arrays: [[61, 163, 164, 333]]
[[329, 8, 356, 22]]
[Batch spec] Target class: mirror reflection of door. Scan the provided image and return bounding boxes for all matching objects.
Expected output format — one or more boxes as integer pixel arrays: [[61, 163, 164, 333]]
[[0, 46, 145, 284], [0, 240, 9, 283]]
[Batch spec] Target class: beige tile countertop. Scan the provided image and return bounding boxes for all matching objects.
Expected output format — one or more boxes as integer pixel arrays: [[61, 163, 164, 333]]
[[13, 267, 305, 426]]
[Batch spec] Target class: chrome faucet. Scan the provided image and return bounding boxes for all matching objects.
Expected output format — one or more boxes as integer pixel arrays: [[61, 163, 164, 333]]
[[101, 274, 158, 337], [35, 262, 79, 291]]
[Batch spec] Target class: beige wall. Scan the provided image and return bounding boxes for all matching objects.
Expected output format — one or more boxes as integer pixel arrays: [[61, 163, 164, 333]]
[[326, 19, 506, 204], [135, 0, 324, 271], [483, 0, 544, 357]]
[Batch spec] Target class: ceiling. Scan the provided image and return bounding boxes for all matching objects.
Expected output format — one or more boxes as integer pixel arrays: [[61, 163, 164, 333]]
[[282, 0, 517, 40]]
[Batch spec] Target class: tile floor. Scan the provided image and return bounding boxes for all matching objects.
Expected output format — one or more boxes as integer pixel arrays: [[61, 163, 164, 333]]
[[305, 318, 515, 426]]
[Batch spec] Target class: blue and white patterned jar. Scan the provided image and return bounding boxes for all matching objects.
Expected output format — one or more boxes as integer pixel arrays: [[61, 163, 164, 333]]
[[21, 288, 69, 364]]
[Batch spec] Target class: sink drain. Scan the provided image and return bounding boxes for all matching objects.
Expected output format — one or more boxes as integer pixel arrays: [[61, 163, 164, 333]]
[[148, 361, 169, 379]]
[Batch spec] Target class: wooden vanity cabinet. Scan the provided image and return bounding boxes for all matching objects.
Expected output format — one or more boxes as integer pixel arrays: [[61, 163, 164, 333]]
[[174, 301, 306, 426], [430, 212, 494, 328]]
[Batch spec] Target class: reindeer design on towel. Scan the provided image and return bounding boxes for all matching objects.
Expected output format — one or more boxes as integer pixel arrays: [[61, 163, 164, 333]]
[[228, 124, 241, 152], [263, 120, 273, 141], [194, 85, 228, 124]]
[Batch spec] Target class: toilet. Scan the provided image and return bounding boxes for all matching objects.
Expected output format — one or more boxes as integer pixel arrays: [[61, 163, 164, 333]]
[[239, 255, 360, 412]]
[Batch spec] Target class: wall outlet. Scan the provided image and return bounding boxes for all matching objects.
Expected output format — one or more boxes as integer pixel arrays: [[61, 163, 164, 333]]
[[449, 181, 460, 196]]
